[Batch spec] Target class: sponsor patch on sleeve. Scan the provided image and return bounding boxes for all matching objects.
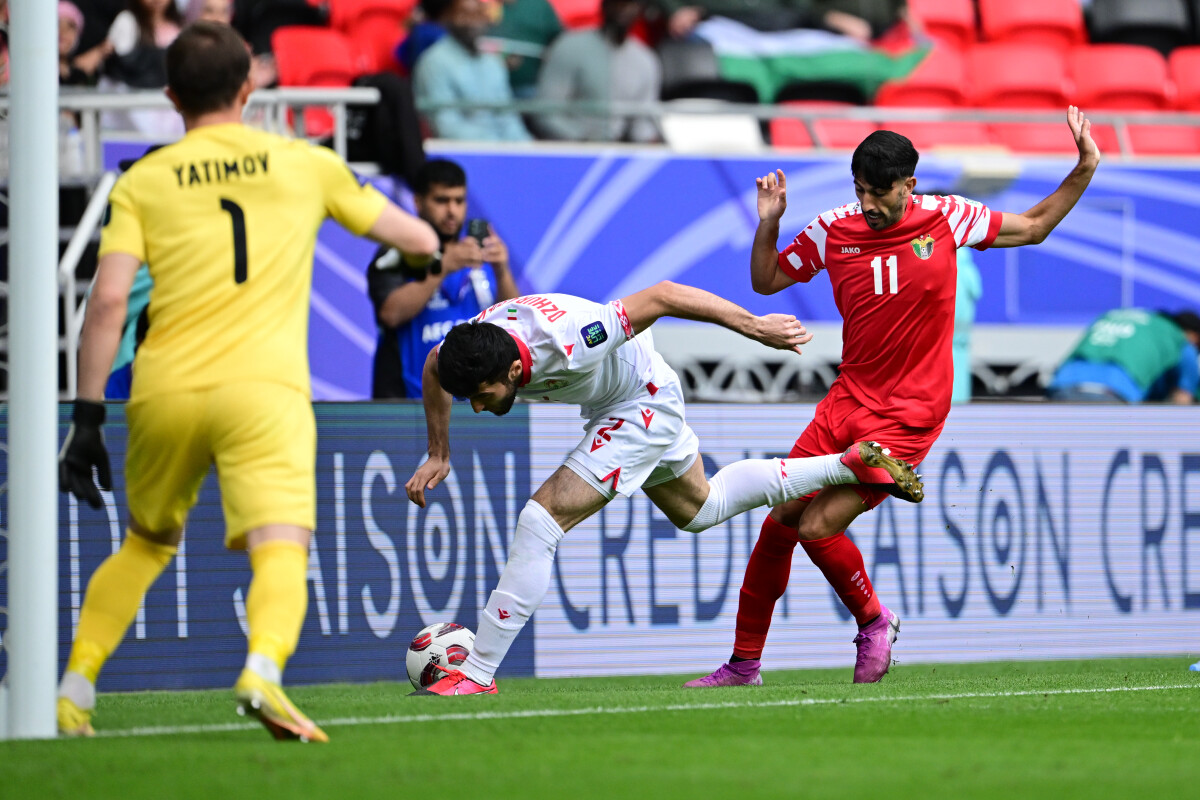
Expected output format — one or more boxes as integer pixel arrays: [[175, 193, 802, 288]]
[[581, 320, 608, 348]]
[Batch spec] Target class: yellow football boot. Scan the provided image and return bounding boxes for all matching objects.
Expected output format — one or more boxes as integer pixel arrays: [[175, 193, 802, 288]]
[[57, 696, 95, 737], [234, 669, 328, 743]]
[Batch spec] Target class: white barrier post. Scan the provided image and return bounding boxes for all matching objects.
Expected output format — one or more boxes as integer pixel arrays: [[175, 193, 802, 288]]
[[6, 0, 63, 739]]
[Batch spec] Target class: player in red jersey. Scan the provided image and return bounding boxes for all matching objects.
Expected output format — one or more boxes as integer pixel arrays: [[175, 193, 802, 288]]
[[686, 107, 1100, 687]]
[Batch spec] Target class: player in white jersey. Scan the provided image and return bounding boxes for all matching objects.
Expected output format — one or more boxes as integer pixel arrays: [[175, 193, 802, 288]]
[[404, 281, 924, 695]]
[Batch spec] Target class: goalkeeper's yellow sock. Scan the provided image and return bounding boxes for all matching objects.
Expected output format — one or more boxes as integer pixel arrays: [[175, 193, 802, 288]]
[[67, 531, 176, 683], [244, 540, 309, 683]]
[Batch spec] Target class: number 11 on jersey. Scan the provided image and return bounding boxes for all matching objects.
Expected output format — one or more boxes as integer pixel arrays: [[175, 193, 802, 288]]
[[871, 255, 898, 295]]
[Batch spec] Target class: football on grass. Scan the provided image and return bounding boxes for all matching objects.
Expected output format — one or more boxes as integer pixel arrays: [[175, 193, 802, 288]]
[[406, 622, 475, 689]]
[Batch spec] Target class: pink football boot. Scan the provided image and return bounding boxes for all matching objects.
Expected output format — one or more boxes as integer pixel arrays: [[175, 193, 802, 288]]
[[852, 606, 900, 683], [410, 667, 498, 696], [840, 441, 924, 503], [683, 660, 763, 688]]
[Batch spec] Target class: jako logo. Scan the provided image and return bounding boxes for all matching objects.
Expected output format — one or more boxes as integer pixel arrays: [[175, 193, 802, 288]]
[[841, 246, 861, 254]]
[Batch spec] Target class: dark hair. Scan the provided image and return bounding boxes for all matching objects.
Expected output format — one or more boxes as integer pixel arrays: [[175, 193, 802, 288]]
[[132, 0, 186, 45], [851, 130, 920, 190], [166, 21, 250, 116], [419, 0, 454, 22], [1170, 310, 1200, 338], [413, 158, 467, 196], [437, 322, 519, 397]]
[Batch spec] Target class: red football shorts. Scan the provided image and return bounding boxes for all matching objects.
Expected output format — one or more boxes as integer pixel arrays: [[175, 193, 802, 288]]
[[789, 379, 944, 509]]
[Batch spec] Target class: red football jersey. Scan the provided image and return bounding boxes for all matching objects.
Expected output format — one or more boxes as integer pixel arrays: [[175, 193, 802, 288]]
[[778, 194, 1002, 428]]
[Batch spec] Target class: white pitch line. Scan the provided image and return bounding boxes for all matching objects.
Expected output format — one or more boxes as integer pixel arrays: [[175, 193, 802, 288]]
[[94, 682, 1200, 739]]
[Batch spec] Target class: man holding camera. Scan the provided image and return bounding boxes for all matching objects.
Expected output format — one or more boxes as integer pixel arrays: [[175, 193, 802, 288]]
[[367, 158, 520, 398]]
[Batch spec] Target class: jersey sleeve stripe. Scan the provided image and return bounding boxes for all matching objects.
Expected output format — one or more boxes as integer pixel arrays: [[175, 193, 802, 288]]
[[806, 219, 829, 264], [973, 206, 1003, 250], [947, 200, 968, 246]]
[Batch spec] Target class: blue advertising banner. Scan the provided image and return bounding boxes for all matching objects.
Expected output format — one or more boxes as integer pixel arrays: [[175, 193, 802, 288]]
[[2, 402, 1198, 690], [528, 404, 1200, 676], [0, 404, 533, 691]]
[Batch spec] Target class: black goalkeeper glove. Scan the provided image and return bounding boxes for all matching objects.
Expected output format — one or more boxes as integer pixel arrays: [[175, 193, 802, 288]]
[[59, 399, 112, 509]]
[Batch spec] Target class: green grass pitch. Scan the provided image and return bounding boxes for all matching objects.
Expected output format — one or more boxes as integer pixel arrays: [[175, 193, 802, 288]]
[[5, 658, 1198, 799]]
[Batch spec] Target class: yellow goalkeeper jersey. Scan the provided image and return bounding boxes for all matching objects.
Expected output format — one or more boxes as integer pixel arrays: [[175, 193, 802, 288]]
[[99, 123, 387, 399]]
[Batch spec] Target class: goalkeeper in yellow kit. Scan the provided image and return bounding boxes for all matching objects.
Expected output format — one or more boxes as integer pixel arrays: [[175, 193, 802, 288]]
[[56, 21, 439, 742]]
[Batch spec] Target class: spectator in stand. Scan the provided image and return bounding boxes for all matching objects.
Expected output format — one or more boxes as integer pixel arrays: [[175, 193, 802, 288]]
[[534, 0, 660, 142], [73, 0, 126, 54], [397, 0, 450, 74], [654, 0, 895, 39], [106, 0, 184, 89], [95, 0, 185, 137], [818, 0, 908, 41], [60, 2, 93, 86], [414, 0, 533, 141], [366, 159, 520, 399], [490, 0, 563, 98], [1047, 309, 1200, 404], [1, 0, 9, 87], [186, 0, 277, 87]]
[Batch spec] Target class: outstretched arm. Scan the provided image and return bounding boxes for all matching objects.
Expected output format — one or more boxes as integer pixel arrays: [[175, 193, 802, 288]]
[[78, 253, 141, 401], [404, 347, 454, 507], [619, 280, 812, 354], [367, 203, 440, 265], [750, 169, 799, 295], [992, 107, 1100, 248]]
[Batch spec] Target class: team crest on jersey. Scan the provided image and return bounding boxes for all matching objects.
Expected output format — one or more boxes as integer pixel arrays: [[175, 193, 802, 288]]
[[911, 234, 935, 260], [581, 321, 608, 348]]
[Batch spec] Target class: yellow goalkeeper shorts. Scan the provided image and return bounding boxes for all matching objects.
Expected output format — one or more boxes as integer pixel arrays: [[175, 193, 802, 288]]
[[125, 381, 316, 549]]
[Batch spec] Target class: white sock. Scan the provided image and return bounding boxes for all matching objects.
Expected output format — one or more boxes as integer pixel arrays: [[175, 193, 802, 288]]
[[57, 670, 96, 711], [245, 652, 282, 685], [683, 454, 854, 533], [462, 500, 564, 685]]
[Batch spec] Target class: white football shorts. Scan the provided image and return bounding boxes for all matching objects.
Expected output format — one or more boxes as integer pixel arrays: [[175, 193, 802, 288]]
[[564, 381, 699, 499]]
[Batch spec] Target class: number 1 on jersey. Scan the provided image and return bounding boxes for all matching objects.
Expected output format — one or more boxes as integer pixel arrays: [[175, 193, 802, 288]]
[[220, 198, 248, 284], [871, 255, 898, 295]]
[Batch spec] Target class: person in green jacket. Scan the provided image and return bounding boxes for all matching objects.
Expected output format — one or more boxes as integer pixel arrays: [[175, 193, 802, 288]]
[[489, 0, 563, 98], [1047, 308, 1200, 403]]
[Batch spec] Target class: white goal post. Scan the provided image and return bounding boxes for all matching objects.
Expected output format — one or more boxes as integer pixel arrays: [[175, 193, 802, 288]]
[[2, 0, 62, 740]]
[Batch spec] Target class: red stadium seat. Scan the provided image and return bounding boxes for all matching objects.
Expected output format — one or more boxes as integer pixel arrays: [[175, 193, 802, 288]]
[[978, 0, 1086, 50], [1071, 45, 1171, 110], [273, 27, 359, 137], [874, 46, 967, 107], [881, 120, 995, 150], [1169, 47, 1200, 109], [549, 0, 601, 29], [349, 20, 406, 72], [273, 27, 359, 86], [811, 118, 879, 149], [907, 0, 977, 51], [1126, 124, 1200, 156], [990, 121, 1121, 155], [328, 0, 413, 72], [329, 0, 417, 30], [769, 118, 815, 149], [769, 101, 860, 148], [967, 43, 1070, 108]]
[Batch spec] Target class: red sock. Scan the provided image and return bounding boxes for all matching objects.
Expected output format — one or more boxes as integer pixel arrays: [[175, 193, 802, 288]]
[[800, 532, 881, 625], [732, 516, 800, 660]]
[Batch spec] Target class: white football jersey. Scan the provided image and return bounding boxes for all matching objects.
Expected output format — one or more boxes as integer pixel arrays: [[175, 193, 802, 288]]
[[470, 293, 680, 418]]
